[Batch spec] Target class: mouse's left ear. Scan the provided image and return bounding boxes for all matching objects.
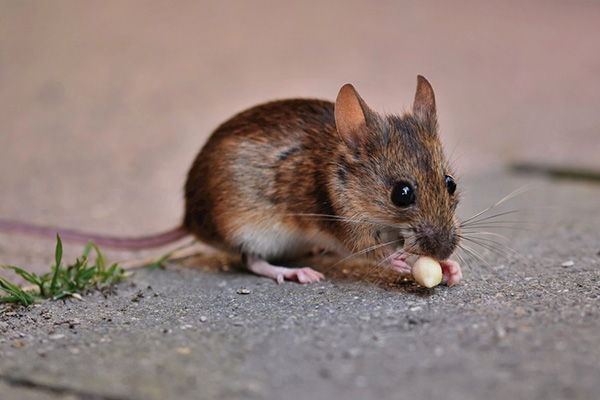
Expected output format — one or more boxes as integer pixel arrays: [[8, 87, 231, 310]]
[[335, 84, 376, 151], [413, 75, 436, 120]]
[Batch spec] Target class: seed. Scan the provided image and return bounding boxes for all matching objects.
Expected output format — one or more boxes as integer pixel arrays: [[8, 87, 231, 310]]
[[412, 256, 442, 288]]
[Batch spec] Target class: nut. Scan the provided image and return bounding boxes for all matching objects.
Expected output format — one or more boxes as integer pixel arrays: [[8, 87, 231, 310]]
[[411, 256, 442, 288]]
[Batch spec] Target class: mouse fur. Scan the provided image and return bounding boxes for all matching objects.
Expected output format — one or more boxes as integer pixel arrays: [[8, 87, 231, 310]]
[[183, 76, 461, 283]]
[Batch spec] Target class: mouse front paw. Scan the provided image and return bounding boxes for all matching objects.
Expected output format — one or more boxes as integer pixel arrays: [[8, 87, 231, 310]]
[[390, 252, 412, 275], [440, 259, 462, 286]]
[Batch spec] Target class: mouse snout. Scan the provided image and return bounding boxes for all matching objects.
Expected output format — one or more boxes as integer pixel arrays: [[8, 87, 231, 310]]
[[411, 223, 458, 261]]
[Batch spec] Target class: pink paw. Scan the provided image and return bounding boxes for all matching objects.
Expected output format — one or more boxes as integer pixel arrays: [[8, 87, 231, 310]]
[[244, 255, 324, 284], [277, 267, 325, 284], [440, 259, 462, 286], [390, 252, 412, 275]]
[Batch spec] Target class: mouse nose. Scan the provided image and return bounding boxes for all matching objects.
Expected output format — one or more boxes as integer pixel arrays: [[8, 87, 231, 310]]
[[416, 223, 457, 261]]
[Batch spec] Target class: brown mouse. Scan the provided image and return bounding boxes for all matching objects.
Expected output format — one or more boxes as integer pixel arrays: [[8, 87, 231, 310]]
[[0, 76, 462, 286]]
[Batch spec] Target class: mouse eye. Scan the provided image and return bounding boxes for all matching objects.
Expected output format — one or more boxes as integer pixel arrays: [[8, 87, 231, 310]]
[[391, 182, 416, 208], [445, 175, 457, 195]]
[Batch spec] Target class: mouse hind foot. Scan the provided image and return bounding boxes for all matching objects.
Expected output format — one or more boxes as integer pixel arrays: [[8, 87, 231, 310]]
[[242, 254, 324, 284]]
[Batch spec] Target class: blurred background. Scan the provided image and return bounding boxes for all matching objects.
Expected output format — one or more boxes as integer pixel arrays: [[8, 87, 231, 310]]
[[0, 0, 599, 271]]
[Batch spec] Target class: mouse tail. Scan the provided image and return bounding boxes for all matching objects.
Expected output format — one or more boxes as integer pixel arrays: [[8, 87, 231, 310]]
[[0, 220, 189, 250]]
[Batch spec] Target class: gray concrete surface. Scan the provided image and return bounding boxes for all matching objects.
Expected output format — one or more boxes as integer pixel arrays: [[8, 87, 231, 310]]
[[1, 1, 599, 399], [1, 171, 600, 400]]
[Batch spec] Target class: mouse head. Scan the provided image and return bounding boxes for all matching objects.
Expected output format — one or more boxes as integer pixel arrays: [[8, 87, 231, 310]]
[[333, 76, 460, 262]]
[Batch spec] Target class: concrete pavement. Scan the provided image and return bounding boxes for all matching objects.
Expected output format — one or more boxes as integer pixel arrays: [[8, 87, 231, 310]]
[[1, 1, 599, 399]]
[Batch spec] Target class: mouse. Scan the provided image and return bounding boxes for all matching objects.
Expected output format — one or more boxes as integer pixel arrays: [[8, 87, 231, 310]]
[[0, 75, 462, 286]]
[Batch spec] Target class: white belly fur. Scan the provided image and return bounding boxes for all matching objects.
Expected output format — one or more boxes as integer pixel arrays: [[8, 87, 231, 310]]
[[233, 222, 345, 260]]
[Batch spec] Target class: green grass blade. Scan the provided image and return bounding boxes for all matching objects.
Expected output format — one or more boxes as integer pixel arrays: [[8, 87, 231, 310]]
[[89, 242, 107, 274], [2, 265, 44, 295], [2, 265, 41, 285], [78, 267, 97, 289], [146, 242, 192, 270], [55, 234, 63, 267], [0, 277, 36, 306], [52, 289, 71, 300], [103, 263, 119, 283], [50, 234, 63, 293], [1, 234, 127, 305], [70, 258, 86, 284], [82, 242, 93, 259], [101, 263, 127, 284]]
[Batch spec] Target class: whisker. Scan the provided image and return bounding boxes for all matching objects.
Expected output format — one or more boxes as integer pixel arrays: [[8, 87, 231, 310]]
[[296, 184, 538, 288], [348, 248, 393, 285], [372, 250, 404, 285], [460, 185, 532, 225], [460, 233, 536, 289], [457, 244, 500, 275], [289, 213, 397, 230], [460, 210, 525, 228], [331, 238, 404, 268], [460, 224, 532, 232], [454, 246, 482, 280], [460, 236, 519, 261], [463, 219, 534, 226], [370, 257, 394, 286], [458, 244, 510, 283], [461, 232, 530, 261], [355, 243, 408, 284], [461, 231, 511, 242], [461, 221, 527, 233]]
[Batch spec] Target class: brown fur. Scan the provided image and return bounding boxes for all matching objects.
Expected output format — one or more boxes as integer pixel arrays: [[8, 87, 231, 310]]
[[184, 76, 460, 264]]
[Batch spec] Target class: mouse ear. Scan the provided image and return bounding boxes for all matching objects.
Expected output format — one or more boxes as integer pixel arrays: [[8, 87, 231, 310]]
[[335, 84, 375, 150], [412, 75, 436, 120]]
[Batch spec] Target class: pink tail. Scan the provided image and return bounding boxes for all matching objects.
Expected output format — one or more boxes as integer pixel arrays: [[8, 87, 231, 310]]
[[0, 220, 189, 250]]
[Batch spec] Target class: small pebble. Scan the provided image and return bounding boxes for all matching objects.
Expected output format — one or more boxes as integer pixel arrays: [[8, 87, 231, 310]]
[[495, 326, 507, 340], [561, 260, 575, 267], [343, 348, 362, 359], [49, 334, 65, 340]]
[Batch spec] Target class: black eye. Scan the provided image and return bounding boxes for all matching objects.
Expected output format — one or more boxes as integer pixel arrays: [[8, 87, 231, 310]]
[[391, 182, 416, 207], [445, 175, 457, 195]]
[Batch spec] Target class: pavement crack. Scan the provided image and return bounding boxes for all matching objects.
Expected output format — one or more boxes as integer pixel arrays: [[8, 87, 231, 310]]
[[0, 374, 134, 400]]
